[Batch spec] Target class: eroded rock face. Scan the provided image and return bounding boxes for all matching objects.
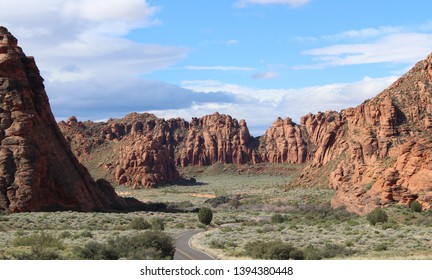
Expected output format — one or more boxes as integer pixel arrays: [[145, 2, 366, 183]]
[[0, 27, 131, 212], [60, 112, 259, 188], [173, 113, 258, 166], [257, 117, 311, 164], [60, 113, 181, 188], [327, 54, 432, 214]]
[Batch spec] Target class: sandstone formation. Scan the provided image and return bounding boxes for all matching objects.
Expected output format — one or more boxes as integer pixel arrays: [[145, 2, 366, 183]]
[[172, 113, 258, 166], [326, 54, 432, 214], [257, 117, 311, 164], [0, 27, 133, 212], [59, 112, 259, 188]]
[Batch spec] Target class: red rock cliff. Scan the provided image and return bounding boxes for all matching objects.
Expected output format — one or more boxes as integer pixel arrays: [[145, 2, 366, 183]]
[[0, 27, 131, 212], [60, 112, 258, 188]]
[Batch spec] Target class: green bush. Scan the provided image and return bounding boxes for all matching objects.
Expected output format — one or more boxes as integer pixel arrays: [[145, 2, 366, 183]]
[[198, 207, 213, 225], [77, 241, 119, 260], [14, 246, 63, 260], [209, 240, 226, 249], [150, 218, 165, 231], [271, 214, 286, 224], [302, 243, 354, 260], [244, 240, 303, 260], [79, 229, 94, 238], [76, 231, 175, 260], [13, 232, 64, 250], [129, 217, 151, 230], [409, 201, 422, 213], [108, 231, 175, 260], [366, 208, 388, 226]]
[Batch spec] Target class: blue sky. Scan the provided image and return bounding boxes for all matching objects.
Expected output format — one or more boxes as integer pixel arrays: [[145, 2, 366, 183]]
[[1, 0, 432, 135]]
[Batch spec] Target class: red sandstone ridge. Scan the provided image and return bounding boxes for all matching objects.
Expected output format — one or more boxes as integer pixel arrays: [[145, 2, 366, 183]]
[[59, 112, 259, 188], [172, 112, 259, 166], [59, 113, 181, 188], [0, 27, 135, 212], [326, 54, 432, 214], [290, 54, 432, 214]]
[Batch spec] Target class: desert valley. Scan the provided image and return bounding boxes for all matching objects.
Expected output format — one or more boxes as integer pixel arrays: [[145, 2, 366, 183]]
[[1, 25, 432, 260]]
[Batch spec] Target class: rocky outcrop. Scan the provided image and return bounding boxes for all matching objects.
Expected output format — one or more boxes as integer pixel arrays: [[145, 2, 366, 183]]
[[60, 113, 181, 188], [173, 113, 258, 166], [60, 112, 259, 188], [257, 117, 311, 164], [327, 54, 432, 214], [0, 27, 135, 212]]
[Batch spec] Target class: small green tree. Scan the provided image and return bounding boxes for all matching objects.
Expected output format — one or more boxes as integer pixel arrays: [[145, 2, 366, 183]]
[[198, 207, 213, 225], [409, 200, 422, 213], [366, 207, 388, 226]]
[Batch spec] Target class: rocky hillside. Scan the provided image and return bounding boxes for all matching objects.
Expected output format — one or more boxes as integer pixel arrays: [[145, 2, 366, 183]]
[[59, 51, 432, 214], [0, 27, 137, 212]]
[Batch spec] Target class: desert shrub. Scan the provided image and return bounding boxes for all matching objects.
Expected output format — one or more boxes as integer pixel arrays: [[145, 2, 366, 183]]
[[129, 217, 151, 230], [150, 218, 165, 231], [59, 231, 72, 239], [14, 232, 64, 250], [374, 243, 388, 252], [290, 248, 305, 260], [14, 246, 63, 260], [229, 197, 241, 209], [209, 240, 226, 249], [107, 231, 175, 260], [206, 196, 229, 207], [79, 229, 93, 238], [77, 241, 118, 260], [409, 201, 422, 213], [381, 220, 399, 230], [303, 245, 323, 260], [320, 243, 353, 259], [244, 240, 302, 260], [303, 243, 354, 260], [366, 208, 388, 226], [175, 223, 185, 229], [198, 207, 213, 225], [271, 213, 286, 224]]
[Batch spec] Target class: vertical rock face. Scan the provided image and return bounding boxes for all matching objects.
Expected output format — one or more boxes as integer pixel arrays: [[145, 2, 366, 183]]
[[173, 112, 257, 166], [60, 113, 181, 188], [257, 117, 311, 164], [327, 54, 432, 214], [59, 112, 258, 188], [0, 27, 128, 212]]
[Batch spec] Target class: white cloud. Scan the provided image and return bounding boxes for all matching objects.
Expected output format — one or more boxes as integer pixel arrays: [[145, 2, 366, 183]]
[[62, 0, 157, 23], [0, 0, 190, 120], [298, 33, 432, 68], [235, 0, 310, 8], [323, 26, 404, 40], [184, 66, 256, 71], [0, 0, 185, 82], [226, 39, 239, 45], [252, 71, 279, 80], [171, 76, 398, 135]]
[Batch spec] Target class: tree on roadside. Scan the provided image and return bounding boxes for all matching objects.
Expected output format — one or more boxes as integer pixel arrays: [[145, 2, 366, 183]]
[[198, 207, 213, 225]]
